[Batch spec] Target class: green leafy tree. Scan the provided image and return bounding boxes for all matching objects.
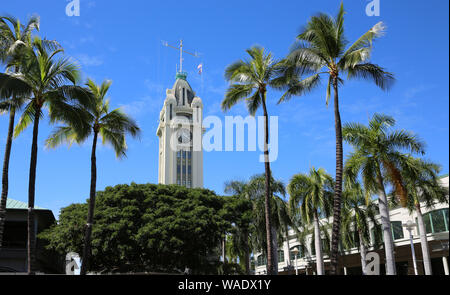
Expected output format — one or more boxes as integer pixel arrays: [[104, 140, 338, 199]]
[[278, 3, 394, 274], [222, 47, 285, 275], [343, 113, 425, 275], [288, 168, 334, 275], [0, 36, 90, 274], [392, 156, 449, 275], [0, 14, 40, 248], [45, 79, 140, 275], [39, 183, 233, 274]]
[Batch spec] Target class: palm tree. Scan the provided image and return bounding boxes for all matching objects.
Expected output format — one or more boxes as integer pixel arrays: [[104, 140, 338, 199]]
[[0, 37, 90, 274], [343, 113, 425, 275], [341, 180, 380, 275], [249, 174, 295, 275], [222, 47, 285, 274], [227, 174, 293, 275], [224, 180, 252, 274], [393, 156, 449, 275], [278, 3, 395, 274], [288, 167, 334, 275], [0, 15, 40, 248], [46, 78, 140, 274]]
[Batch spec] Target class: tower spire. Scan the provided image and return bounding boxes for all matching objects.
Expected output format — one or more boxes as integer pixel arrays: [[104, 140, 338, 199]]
[[162, 39, 200, 78]]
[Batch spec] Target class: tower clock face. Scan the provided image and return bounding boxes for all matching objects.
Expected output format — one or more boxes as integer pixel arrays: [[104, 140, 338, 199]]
[[178, 128, 192, 144]]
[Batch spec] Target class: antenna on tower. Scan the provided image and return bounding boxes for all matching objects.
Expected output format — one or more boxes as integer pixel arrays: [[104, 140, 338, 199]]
[[162, 40, 201, 75]]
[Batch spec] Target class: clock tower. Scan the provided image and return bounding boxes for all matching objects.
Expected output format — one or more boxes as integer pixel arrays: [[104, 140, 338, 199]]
[[156, 71, 204, 188]]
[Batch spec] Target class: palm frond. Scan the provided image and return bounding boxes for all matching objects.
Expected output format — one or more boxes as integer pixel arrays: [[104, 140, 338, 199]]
[[100, 108, 140, 138], [347, 63, 395, 90], [45, 126, 80, 149], [342, 21, 386, 60], [0, 72, 32, 98], [222, 84, 254, 112], [277, 74, 321, 104], [99, 127, 127, 158], [13, 101, 41, 138]]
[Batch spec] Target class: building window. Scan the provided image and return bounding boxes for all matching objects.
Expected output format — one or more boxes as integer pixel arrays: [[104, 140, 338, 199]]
[[169, 104, 173, 120], [187, 151, 192, 188], [256, 255, 267, 267], [177, 151, 181, 185], [391, 221, 404, 240], [278, 250, 284, 263], [176, 148, 193, 188], [373, 221, 405, 242], [419, 208, 449, 234]]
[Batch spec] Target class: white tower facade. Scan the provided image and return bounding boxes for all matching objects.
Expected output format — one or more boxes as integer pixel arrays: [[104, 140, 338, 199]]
[[157, 72, 204, 188]]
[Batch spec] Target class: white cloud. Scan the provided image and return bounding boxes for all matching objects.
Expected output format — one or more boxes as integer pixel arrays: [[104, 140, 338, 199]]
[[76, 54, 104, 67], [404, 84, 435, 99]]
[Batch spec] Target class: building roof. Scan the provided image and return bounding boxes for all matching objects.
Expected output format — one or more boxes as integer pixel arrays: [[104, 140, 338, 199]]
[[6, 198, 47, 210], [439, 174, 449, 179], [172, 74, 195, 105]]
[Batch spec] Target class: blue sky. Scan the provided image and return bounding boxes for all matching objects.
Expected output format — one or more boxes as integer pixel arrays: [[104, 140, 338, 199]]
[[1, 0, 449, 217]]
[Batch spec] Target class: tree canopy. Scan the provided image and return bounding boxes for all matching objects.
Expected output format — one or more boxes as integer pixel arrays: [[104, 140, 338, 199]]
[[39, 183, 242, 274]]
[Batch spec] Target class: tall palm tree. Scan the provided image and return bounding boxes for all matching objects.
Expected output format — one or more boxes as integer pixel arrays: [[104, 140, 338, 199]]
[[393, 156, 449, 275], [288, 167, 334, 275], [222, 47, 285, 274], [46, 78, 140, 275], [343, 113, 425, 275], [341, 180, 380, 275], [278, 3, 395, 274], [0, 15, 40, 248], [0, 37, 89, 274]]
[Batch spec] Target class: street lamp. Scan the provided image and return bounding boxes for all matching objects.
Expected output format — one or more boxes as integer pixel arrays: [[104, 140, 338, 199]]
[[292, 247, 299, 275], [403, 220, 418, 275]]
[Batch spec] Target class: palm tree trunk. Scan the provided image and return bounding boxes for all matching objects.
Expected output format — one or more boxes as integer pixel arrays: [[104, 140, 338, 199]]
[[243, 230, 250, 275], [81, 131, 98, 275], [0, 108, 16, 248], [314, 210, 324, 275], [260, 90, 274, 275], [27, 106, 41, 274], [285, 228, 291, 266], [330, 79, 343, 275], [415, 202, 432, 275], [271, 225, 278, 274], [359, 230, 367, 275], [376, 166, 396, 275]]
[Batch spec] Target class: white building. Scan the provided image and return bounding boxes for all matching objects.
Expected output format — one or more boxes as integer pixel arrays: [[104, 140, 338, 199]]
[[254, 176, 449, 275], [156, 71, 204, 188]]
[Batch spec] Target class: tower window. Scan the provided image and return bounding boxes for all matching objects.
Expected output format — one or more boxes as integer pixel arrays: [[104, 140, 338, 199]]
[[169, 104, 173, 120]]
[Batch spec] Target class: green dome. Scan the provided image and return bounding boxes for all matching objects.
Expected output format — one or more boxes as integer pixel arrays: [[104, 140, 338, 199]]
[[175, 71, 188, 80]]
